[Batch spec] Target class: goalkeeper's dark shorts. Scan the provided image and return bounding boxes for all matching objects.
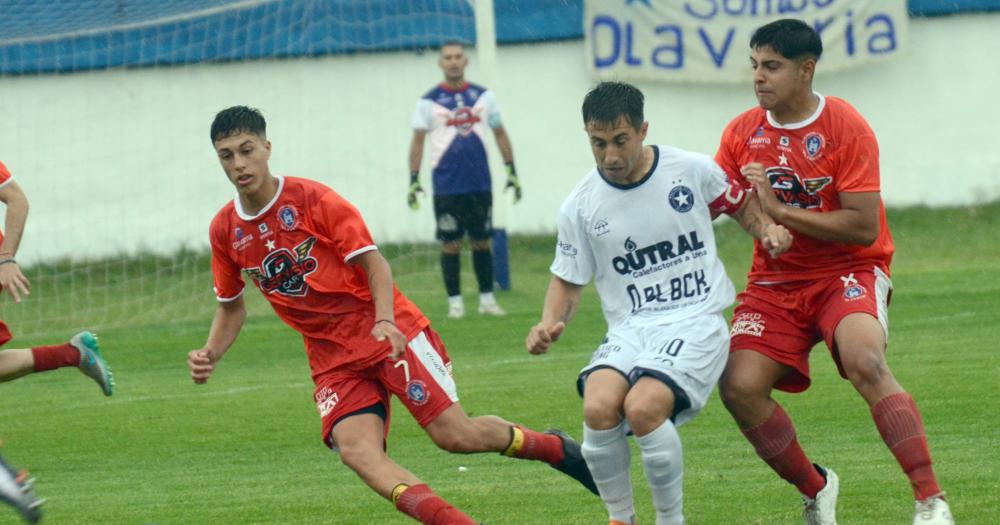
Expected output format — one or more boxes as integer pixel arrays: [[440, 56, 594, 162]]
[[433, 191, 493, 242]]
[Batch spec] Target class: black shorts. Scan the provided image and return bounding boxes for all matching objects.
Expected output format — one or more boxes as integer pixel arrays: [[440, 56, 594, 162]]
[[433, 192, 493, 242]]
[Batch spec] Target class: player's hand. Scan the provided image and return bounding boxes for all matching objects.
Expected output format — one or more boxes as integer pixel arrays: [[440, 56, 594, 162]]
[[372, 320, 407, 360], [760, 223, 793, 258], [742, 163, 783, 217], [504, 175, 522, 203], [0, 261, 30, 303], [407, 182, 424, 210], [188, 349, 216, 384], [525, 321, 565, 355]]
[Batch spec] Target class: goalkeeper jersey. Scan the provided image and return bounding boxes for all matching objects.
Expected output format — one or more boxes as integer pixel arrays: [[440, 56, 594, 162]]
[[209, 176, 429, 377], [411, 81, 501, 196], [551, 145, 747, 329]]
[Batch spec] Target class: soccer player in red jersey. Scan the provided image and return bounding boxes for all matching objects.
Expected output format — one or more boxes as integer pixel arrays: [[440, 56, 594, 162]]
[[188, 106, 597, 525], [0, 160, 114, 524], [714, 19, 953, 525]]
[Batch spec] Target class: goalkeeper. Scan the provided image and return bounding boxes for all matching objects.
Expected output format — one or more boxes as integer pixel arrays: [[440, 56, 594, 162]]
[[407, 41, 520, 319]]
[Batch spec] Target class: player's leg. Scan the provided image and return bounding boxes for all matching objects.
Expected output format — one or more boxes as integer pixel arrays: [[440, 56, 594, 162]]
[[0, 331, 113, 395], [385, 329, 597, 494], [434, 195, 466, 318], [0, 452, 43, 524], [623, 377, 683, 525], [720, 290, 834, 522], [331, 411, 477, 525], [581, 368, 635, 525], [823, 268, 951, 523], [628, 313, 729, 525], [466, 192, 503, 316]]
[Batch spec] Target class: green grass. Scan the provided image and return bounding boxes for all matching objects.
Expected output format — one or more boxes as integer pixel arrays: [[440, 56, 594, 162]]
[[1, 203, 998, 524]]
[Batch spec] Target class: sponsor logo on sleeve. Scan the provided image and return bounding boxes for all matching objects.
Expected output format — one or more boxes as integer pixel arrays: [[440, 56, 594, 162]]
[[557, 239, 578, 257]]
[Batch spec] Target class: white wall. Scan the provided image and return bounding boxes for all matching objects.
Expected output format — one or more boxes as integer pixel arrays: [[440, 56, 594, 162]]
[[0, 13, 997, 263]]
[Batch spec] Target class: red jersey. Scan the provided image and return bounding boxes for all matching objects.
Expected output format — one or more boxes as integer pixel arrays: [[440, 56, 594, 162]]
[[716, 95, 894, 283], [209, 176, 429, 378], [0, 161, 12, 246]]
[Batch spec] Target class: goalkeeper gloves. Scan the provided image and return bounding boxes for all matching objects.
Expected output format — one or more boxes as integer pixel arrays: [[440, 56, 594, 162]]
[[504, 161, 522, 203], [407, 171, 424, 210]]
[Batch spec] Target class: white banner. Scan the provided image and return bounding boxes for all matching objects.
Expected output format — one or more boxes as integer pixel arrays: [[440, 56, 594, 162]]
[[584, 0, 909, 83]]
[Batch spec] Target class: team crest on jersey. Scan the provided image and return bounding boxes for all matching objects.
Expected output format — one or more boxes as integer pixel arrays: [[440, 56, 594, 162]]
[[804, 132, 825, 159], [668, 185, 695, 213], [840, 273, 867, 301], [406, 380, 429, 406], [277, 205, 299, 231], [244, 236, 318, 296]]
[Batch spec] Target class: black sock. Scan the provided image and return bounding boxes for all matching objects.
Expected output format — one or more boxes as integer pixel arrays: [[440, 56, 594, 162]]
[[441, 252, 461, 297], [472, 249, 494, 293]]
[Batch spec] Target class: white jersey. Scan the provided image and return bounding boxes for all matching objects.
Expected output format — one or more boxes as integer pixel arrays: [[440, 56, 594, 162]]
[[551, 145, 747, 328]]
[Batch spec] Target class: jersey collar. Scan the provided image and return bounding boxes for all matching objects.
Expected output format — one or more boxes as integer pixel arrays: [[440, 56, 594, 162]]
[[766, 92, 825, 130], [234, 176, 284, 221]]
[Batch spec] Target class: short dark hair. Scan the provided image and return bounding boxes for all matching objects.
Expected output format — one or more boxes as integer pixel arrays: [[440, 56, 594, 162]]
[[440, 40, 466, 52], [582, 81, 644, 131], [750, 19, 823, 61], [210, 105, 266, 143]]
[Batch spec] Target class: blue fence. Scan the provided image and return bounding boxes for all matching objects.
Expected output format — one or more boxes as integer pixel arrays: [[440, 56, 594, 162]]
[[0, 0, 994, 75]]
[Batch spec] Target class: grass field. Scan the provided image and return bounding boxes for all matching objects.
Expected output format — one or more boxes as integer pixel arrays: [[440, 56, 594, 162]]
[[1, 203, 998, 524]]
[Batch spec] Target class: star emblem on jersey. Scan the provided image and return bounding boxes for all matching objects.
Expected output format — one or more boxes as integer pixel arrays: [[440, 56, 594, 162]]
[[778, 153, 789, 166], [265, 239, 276, 251], [244, 236, 318, 296], [668, 185, 695, 213]]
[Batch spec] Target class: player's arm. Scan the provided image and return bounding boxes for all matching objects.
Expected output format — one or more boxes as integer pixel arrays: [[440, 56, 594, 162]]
[[492, 125, 522, 202], [0, 181, 30, 302], [744, 162, 880, 245], [526, 276, 583, 355], [189, 296, 246, 384], [729, 192, 793, 258], [349, 249, 407, 360], [407, 130, 427, 209]]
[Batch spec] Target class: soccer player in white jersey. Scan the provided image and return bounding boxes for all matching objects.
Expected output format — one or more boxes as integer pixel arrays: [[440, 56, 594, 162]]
[[525, 82, 791, 525]]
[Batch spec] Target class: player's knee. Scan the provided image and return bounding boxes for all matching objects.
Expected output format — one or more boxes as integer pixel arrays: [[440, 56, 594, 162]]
[[337, 440, 384, 474], [718, 370, 763, 414], [582, 396, 623, 430], [843, 348, 891, 387], [428, 421, 475, 453], [623, 390, 673, 436]]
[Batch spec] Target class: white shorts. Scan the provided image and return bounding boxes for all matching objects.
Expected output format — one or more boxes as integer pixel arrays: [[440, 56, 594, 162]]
[[578, 312, 729, 427]]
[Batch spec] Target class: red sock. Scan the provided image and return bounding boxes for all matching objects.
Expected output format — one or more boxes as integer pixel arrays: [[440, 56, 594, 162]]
[[394, 483, 476, 525], [742, 404, 826, 498], [504, 425, 564, 466], [31, 343, 80, 372], [871, 392, 941, 500]]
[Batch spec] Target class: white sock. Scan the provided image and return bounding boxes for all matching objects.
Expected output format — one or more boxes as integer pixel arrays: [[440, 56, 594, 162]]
[[448, 295, 463, 307], [636, 419, 685, 525], [479, 291, 496, 306], [583, 422, 635, 524]]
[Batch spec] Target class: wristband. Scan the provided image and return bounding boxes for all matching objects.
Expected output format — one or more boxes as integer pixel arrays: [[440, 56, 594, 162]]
[[0, 259, 15, 266], [375, 319, 396, 327], [504, 161, 516, 177], [409, 171, 419, 184]]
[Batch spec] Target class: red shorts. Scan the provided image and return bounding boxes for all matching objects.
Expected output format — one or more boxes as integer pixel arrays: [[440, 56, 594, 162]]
[[729, 265, 892, 393], [312, 327, 458, 449]]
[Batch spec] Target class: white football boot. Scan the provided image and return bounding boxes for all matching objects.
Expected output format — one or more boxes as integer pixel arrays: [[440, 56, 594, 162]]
[[913, 494, 954, 525], [802, 465, 839, 525]]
